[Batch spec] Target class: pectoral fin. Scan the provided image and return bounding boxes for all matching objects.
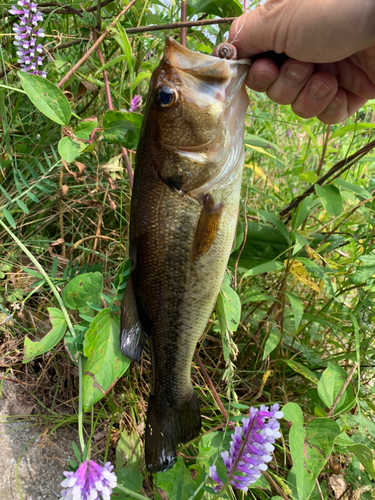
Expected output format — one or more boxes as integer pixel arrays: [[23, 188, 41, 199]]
[[120, 277, 148, 362], [192, 195, 223, 263]]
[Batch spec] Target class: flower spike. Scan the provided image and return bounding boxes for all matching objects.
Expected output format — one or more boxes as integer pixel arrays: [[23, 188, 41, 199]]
[[209, 403, 283, 492]]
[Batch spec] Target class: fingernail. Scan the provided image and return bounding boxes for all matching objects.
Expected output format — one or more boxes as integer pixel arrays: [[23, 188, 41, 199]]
[[309, 80, 331, 100], [252, 71, 274, 88], [284, 64, 309, 84], [325, 96, 341, 112]]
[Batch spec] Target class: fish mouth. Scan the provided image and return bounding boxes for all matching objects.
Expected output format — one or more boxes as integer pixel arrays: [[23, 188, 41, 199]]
[[164, 36, 251, 71]]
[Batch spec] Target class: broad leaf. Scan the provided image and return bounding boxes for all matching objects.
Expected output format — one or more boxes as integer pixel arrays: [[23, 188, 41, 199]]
[[83, 309, 131, 410], [18, 72, 71, 125], [317, 363, 356, 414], [58, 136, 86, 163], [24, 308, 67, 362], [263, 329, 280, 360], [102, 110, 143, 149], [286, 292, 304, 331], [116, 428, 142, 470], [290, 418, 340, 500], [315, 184, 342, 217], [283, 402, 304, 425], [62, 272, 103, 313]]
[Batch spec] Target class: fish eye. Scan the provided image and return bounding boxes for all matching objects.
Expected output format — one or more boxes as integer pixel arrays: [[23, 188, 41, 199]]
[[155, 85, 178, 108]]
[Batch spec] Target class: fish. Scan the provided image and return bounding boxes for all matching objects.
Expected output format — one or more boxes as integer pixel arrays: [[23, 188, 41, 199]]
[[120, 36, 250, 473]]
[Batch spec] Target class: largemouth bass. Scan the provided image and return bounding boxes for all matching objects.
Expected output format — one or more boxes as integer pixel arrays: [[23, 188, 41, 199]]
[[120, 36, 249, 473]]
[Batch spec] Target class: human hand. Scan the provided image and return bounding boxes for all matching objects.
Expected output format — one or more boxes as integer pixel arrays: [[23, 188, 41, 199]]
[[229, 0, 375, 123]]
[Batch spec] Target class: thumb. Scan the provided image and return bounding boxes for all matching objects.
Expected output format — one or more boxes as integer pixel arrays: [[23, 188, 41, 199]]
[[228, 2, 289, 58]]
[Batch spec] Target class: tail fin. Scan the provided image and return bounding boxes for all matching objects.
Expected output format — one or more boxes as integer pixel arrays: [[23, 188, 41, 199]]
[[145, 391, 201, 473]]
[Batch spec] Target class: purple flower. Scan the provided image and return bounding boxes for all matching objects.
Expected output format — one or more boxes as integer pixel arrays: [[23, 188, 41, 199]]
[[130, 94, 143, 112], [287, 129, 292, 138], [209, 404, 283, 493], [60, 460, 117, 500], [9, 0, 47, 77]]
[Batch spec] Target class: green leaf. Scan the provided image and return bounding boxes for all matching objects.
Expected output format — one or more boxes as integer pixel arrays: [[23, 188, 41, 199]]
[[58, 136, 85, 163], [315, 184, 343, 217], [23, 307, 67, 362], [16, 199, 29, 214], [285, 359, 319, 385], [62, 272, 103, 313], [219, 284, 241, 332], [154, 458, 203, 500], [116, 22, 133, 71], [290, 418, 340, 500], [216, 283, 241, 362], [348, 444, 375, 480], [262, 329, 280, 360], [102, 110, 143, 148], [82, 309, 131, 410], [333, 178, 371, 198], [351, 255, 375, 283], [18, 72, 71, 125], [293, 195, 314, 230], [95, 55, 129, 76], [258, 210, 290, 244], [243, 133, 281, 152], [75, 118, 99, 140], [242, 260, 284, 278], [3, 208, 16, 229], [283, 402, 304, 425], [298, 171, 318, 183], [116, 468, 143, 492], [317, 363, 356, 414], [116, 429, 142, 470], [329, 122, 375, 140], [286, 292, 304, 331], [131, 71, 151, 91]]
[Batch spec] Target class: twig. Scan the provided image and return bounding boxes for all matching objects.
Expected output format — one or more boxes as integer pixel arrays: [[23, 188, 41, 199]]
[[234, 190, 248, 290], [316, 124, 331, 177], [262, 471, 289, 500], [180, 1, 187, 46], [194, 352, 228, 421], [37, 0, 115, 15], [279, 138, 375, 217], [56, 0, 138, 89], [125, 17, 235, 34], [327, 362, 358, 417]]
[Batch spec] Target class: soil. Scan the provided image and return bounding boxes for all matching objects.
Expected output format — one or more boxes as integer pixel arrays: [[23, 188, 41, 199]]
[[0, 373, 78, 500]]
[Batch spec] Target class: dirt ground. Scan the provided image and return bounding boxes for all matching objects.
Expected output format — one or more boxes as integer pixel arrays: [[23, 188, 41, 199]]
[[0, 373, 77, 500]]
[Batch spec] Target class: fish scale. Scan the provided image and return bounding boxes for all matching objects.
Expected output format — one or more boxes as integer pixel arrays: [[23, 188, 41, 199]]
[[120, 36, 250, 473]]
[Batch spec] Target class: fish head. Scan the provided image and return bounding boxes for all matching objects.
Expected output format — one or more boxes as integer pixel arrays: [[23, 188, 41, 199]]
[[139, 37, 250, 194]]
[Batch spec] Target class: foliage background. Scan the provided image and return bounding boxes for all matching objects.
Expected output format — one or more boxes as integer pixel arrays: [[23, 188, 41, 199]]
[[1, 0, 375, 499]]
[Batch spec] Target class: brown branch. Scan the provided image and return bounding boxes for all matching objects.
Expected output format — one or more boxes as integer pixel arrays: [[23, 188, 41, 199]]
[[327, 362, 358, 417], [125, 17, 236, 34], [56, 0, 138, 89], [194, 352, 228, 421], [180, 1, 187, 47], [37, 0, 115, 15], [279, 138, 375, 217]]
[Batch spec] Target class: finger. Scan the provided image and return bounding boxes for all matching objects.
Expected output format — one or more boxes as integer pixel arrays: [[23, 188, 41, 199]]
[[266, 60, 314, 105], [318, 59, 375, 99], [245, 58, 279, 92], [318, 89, 367, 124], [291, 72, 338, 118]]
